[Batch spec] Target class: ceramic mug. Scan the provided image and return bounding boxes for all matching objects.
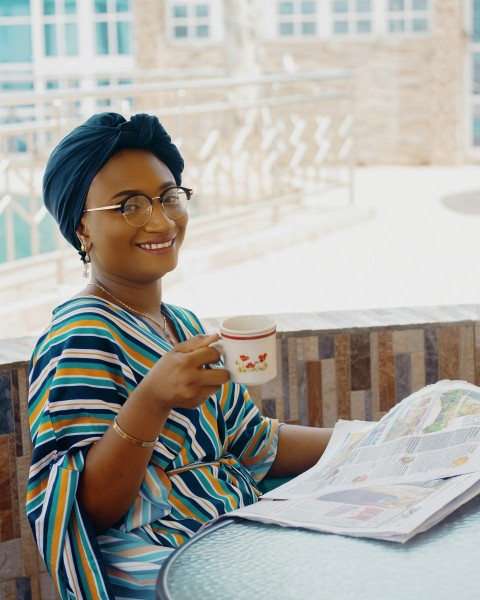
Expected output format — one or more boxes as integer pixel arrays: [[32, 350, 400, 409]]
[[212, 315, 277, 385]]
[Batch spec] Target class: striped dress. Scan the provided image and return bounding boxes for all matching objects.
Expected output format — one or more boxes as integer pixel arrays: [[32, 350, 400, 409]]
[[26, 297, 279, 599]]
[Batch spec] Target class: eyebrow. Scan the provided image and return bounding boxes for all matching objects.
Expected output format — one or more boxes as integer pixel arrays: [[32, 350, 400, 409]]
[[110, 181, 177, 201]]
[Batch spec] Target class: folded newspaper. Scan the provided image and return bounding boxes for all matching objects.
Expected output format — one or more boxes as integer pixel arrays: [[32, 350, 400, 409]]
[[228, 379, 480, 543]]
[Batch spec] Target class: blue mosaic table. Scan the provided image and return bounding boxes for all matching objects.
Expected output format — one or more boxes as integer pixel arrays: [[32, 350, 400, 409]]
[[157, 495, 480, 600]]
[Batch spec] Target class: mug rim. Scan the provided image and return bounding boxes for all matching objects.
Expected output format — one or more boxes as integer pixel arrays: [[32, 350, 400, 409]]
[[221, 329, 275, 341], [220, 315, 276, 337]]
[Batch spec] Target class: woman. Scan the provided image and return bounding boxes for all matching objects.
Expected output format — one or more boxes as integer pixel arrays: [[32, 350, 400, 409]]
[[27, 113, 332, 599]]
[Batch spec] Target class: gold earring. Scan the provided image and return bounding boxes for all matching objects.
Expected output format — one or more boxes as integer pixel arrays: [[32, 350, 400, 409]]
[[81, 243, 91, 279]]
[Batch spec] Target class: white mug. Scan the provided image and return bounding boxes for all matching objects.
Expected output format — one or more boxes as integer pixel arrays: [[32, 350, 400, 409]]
[[212, 315, 277, 385]]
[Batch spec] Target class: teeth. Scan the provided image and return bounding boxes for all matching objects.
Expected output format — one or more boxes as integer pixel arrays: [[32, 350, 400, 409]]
[[140, 240, 173, 250]]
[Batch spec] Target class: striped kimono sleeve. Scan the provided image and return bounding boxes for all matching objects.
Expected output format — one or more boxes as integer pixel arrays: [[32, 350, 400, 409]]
[[26, 306, 154, 599], [29, 448, 114, 599], [222, 383, 279, 482]]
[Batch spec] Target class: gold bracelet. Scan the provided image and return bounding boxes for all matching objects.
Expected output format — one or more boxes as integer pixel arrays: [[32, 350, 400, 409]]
[[112, 416, 157, 448]]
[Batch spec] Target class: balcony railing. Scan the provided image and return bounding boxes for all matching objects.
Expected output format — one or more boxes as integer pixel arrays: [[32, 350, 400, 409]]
[[0, 70, 355, 327]]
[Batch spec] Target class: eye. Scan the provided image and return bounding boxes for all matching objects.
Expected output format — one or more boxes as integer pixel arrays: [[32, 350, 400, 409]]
[[123, 195, 149, 214], [162, 190, 182, 205]]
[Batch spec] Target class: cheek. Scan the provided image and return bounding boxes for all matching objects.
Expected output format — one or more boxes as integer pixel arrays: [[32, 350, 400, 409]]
[[177, 214, 188, 240], [180, 213, 188, 234], [88, 218, 133, 256]]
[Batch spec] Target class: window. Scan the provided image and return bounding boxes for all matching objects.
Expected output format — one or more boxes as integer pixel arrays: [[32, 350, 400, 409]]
[[262, 0, 433, 40], [331, 0, 373, 35], [387, 0, 429, 34], [0, 1, 32, 63], [472, 1, 480, 148], [0, 196, 57, 263], [474, 106, 480, 147], [0, 25, 32, 62], [168, 1, 216, 41], [0, 0, 30, 17], [42, 0, 78, 57], [94, 0, 132, 55], [276, 1, 317, 37], [474, 0, 480, 42], [473, 52, 480, 95]]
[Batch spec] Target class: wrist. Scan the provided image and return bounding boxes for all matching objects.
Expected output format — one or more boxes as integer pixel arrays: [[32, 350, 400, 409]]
[[128, 378, 172, 422]]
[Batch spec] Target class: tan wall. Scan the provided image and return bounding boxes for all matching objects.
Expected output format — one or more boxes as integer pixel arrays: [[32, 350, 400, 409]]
[[133, 0, 466, 166], [133, 0, 224, 72], [262, 38, 435, 165]]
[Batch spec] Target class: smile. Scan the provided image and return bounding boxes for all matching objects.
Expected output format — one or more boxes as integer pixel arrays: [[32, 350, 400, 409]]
[[138, 239, 174, 250]]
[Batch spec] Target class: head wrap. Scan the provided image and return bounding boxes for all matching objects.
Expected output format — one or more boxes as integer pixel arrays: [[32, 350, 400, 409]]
[[43, 112, 184, 253]]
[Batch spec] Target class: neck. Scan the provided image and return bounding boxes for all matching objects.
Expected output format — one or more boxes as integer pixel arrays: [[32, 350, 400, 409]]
[[88, 276, 163, 317]]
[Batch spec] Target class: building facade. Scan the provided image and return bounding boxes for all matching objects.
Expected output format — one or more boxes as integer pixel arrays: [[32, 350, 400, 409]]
[[0, 0, 479, 164], [135, 0, 479, 165]]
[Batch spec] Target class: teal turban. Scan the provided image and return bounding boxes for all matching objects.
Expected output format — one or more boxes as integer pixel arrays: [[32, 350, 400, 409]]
[[43, 112, 184, 253]]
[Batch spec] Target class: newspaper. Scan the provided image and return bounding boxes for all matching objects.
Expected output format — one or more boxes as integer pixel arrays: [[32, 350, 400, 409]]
[[228, 380, 480, 543]]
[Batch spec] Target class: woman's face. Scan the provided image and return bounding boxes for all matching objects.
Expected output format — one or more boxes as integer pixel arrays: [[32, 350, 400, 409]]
[[78, 148, 188, 285]]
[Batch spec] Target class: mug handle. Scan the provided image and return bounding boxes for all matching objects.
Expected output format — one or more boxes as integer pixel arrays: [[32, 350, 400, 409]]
[[208, 340, 225, 362]]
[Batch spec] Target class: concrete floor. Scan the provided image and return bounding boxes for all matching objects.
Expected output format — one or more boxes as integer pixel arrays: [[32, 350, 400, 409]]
[[2, 164, 480, 340], [163, 165, 480, 319]]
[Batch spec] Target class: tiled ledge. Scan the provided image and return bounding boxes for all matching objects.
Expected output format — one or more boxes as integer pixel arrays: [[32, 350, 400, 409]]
[[0, 336, 37, 368], [2, 304, 480, 368], [205, 304, 480, 337]]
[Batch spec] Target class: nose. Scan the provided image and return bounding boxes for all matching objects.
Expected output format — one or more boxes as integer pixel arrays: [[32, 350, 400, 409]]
[[145, 198, 175, 231]]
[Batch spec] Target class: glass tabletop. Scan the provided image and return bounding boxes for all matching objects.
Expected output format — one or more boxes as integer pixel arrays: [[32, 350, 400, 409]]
[[158, 495, 480, 600]]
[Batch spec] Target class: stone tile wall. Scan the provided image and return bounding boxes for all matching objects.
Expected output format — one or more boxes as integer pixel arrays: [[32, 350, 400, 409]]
[[1, 305, 479, 598], [134, 0, 464, 165], [206, 305, 480, 426], [0, 355, 58, 600]]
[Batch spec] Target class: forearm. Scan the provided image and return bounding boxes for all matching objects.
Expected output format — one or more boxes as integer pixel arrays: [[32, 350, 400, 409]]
[[78, 334, 229, 533], [267, 424, 333, 478], [78, 388, 170, 533]]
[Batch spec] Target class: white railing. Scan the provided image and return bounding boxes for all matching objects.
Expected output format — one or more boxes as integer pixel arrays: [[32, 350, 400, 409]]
[[0, 70, 354, 290]]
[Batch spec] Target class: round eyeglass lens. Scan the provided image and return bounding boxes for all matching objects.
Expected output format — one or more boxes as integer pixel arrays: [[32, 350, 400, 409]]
[[123, 195, 152, 227], [162, 187, 189, 219]]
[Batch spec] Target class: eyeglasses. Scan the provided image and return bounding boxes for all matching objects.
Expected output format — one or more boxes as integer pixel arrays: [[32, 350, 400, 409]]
[[83, 186, 192, 227]]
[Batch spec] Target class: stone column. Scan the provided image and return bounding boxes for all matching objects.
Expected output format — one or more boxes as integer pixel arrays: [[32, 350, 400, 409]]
[[430, 0, 465, 164], [223, 0, 262, 77], [132, 0, 165, 71]]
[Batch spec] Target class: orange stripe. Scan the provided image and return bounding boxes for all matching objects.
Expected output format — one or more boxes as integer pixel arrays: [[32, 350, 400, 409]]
[[72, 516, 98, 593], [29, 388, 50, 426], [55, 366, 125, 386], [218, 384, 230, 411], [242, 419, 278, 466], [49, 469, 70, 574], [54, 317, 156, 367]]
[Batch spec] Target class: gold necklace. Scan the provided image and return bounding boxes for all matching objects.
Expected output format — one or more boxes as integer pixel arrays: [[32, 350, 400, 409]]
[[88, 282, 176, 346]]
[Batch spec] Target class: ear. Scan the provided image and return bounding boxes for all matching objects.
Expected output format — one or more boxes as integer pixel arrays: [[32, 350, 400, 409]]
[[76, 217, 92, 250]]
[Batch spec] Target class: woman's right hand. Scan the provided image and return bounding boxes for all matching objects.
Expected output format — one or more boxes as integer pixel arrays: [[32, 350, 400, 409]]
[[79, 334, 229, 533], [138, 333, 230, 415]]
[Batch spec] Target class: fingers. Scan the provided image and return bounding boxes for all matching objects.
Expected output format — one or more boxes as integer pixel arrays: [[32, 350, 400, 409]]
[[144, 333, 230, 412], [174, 334, 222, 367], [200, 365, 230, 387], [174, 333, 219, 354]]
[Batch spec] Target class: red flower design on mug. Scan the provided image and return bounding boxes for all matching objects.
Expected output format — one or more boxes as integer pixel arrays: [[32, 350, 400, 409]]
[[240, 355, 250, 362], [258, 353, 267, 363], [246, 362, 255, 369]]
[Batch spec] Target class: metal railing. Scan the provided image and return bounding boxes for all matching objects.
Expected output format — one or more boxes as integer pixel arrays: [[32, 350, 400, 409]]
[[0, 70, 354, 295]]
